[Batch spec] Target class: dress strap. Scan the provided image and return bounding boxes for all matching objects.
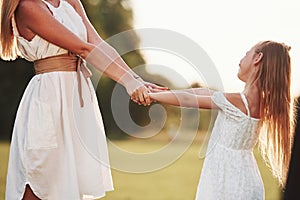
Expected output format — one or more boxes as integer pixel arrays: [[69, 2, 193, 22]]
[[41, 0, 62, 11], [41, 0, 56, 6], [41, 0, 53, 7], [240, 93, 250, 117]]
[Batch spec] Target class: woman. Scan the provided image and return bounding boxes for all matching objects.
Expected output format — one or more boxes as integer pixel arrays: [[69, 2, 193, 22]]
[[150, 41, 294, 199], [1, 0, 164, 199]]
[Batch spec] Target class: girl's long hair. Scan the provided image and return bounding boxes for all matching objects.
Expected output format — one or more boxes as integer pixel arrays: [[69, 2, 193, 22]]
[[253, 41, 294, 186], [0, 0, 20, 60]]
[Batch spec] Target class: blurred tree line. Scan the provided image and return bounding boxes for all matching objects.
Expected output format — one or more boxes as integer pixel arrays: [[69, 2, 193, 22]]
[[0, 0, 213, 140]]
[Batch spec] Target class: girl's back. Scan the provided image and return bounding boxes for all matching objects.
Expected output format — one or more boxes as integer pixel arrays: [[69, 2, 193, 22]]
[[196, 91, 264, 200]]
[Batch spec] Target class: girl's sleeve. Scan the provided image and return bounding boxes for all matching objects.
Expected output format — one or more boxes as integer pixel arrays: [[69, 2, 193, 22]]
[[211, 91, 244, 121]]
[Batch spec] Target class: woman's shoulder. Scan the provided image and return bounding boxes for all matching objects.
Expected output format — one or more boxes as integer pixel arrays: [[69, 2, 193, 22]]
[[16, 0, 50, 40], [18, 0, 45, 10], [17, 0, 49, 19]]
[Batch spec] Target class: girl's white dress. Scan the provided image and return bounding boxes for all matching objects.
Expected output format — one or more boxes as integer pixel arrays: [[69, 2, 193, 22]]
[[196, 92, 264, 200], [6, 0, 114, 199]]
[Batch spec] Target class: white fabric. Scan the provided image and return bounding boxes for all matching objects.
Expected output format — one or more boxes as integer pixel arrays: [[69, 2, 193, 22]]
[[6, 0, 113, 199], [196, 92, 264, 200]]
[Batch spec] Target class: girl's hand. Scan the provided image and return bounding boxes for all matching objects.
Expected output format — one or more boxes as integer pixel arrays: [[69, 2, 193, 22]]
[[130, 80, 168, 106]]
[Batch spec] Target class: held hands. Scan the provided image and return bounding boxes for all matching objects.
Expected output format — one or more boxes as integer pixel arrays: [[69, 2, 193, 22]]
[[128, 79, 168, 106], [131, 85, 151, 106]]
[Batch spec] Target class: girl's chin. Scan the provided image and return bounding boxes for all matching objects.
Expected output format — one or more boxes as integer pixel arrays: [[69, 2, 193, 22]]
[[237, 74, 245, 82]]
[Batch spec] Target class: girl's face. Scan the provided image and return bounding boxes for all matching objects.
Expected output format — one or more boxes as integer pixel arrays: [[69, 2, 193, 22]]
[[238, 46, 259, 82]]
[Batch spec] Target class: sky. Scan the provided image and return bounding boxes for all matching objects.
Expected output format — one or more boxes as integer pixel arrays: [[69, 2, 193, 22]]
[[131, 0, 300, 96]]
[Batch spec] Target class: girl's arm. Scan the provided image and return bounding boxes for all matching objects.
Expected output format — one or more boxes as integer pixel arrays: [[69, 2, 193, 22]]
[[15, 0, 150, 104], [149, 91, 218, 109], [181, 88, 215, 96]]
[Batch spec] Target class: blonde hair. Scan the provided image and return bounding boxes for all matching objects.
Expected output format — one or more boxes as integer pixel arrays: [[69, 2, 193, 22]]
[[0, 0, 20, 60], [253, 41, 294, 186]]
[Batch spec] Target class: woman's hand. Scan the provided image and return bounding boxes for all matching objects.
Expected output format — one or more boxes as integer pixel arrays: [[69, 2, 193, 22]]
[[142, 81, 168, 91], [130, 85, 151, 106], [130, 81, 168, 106]]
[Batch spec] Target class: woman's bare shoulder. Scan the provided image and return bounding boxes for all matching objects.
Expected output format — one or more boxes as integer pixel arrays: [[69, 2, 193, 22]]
[[18, 0, 46, 11], [16, 0, 51, 40], [16, 0, 49, 20]]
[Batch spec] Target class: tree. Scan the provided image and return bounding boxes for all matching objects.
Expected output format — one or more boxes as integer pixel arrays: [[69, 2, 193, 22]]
[[0, 59, 34, 140], [82, 0, 158, 138]]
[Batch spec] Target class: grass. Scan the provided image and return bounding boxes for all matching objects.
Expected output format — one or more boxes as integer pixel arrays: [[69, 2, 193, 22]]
[[0, 142, 9, 200], [0, 131, 282, 200]]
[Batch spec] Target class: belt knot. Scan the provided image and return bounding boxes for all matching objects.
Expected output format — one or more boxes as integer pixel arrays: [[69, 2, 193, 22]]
[[34, 53, 92, 107]]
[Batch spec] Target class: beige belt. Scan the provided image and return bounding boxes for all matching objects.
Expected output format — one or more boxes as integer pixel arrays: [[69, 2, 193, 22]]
[[34, 53, 92, 107]]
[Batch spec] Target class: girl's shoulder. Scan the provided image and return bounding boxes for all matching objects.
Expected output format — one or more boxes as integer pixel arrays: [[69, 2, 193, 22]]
[[212, 92, 260, 120], [224, 92, 260, 119], [223, 93, 248, 116]]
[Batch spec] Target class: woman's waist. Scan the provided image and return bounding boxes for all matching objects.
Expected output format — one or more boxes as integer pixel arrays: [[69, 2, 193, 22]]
[[31, 71, 92, 85], [33, 53, 78, 73]]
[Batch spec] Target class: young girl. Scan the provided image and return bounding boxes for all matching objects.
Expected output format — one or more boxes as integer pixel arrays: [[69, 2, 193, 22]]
[[1, 0, 164, 199], [150, 41, 294, 199]]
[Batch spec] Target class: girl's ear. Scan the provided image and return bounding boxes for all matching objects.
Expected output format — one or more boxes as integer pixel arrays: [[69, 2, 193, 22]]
[[254, 52, 263, 65]]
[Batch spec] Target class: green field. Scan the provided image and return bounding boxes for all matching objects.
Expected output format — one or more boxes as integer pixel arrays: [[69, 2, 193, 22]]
[[0, 132, 282, 200]]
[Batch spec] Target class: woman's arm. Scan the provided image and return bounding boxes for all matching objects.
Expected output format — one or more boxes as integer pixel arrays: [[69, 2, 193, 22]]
[[67, 0, 168, 103], [66, 0, 168, 101], [15, 0, 150, 103], [68, 0, 140, 77], [66, 0, 103, 45], [68, 0, 160, 86], [149, 91, 218, 109]]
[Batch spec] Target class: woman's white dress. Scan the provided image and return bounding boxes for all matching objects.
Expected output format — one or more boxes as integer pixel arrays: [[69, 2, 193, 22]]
[[196, 92, 264, 200], [6, 0, 113, 199]]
